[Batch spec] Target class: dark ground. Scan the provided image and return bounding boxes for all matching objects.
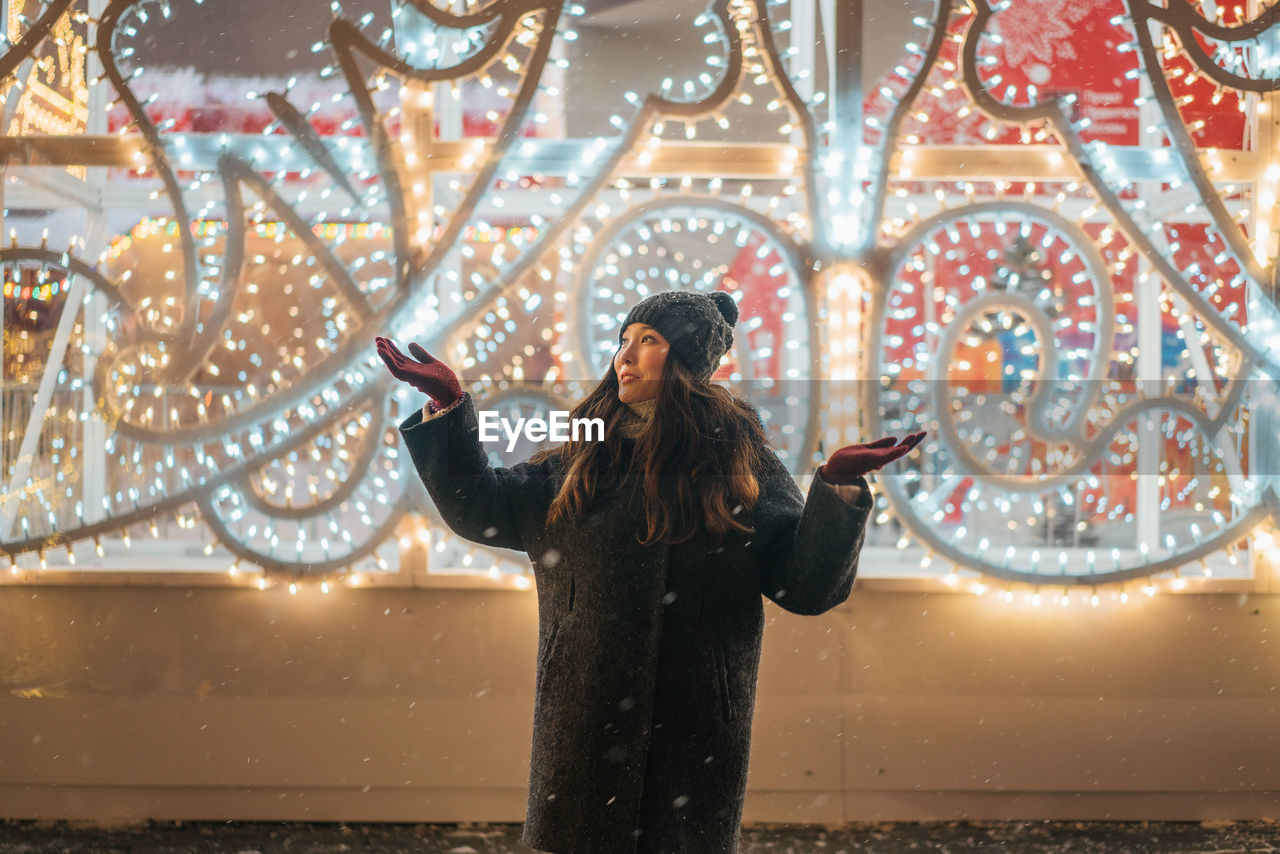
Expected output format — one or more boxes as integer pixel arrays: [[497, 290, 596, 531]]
[[2, 821, 1279, 853]]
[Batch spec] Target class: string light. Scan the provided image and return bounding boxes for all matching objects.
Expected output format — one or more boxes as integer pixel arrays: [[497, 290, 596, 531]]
[[0, 0, 1268, 602]]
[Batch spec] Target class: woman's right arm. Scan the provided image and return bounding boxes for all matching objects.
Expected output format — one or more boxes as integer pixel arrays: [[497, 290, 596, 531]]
[[399, 391, 549, 553]]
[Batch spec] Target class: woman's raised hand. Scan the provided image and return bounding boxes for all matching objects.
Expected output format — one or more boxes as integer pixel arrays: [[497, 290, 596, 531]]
[[375, 336, 463, 409], [818, 431, 927, 484]]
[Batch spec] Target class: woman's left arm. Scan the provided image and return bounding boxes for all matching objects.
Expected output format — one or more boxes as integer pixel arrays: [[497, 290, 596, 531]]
[[756, 459, 875, 616], [757, 432, 924, 615]]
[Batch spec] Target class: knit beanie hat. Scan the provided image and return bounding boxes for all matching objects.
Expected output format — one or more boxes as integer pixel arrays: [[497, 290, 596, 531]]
[[618, 289, 739, 382]]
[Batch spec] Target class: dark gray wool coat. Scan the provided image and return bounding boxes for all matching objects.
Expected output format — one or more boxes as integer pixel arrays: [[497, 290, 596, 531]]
[[400, 392, 873, 854]]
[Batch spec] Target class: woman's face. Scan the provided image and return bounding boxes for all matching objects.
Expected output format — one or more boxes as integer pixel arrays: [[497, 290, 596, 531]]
[[614, 323, 670, 404]]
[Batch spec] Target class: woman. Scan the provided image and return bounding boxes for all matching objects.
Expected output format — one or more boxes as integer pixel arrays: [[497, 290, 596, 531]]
[[376, 290, 923, 854]]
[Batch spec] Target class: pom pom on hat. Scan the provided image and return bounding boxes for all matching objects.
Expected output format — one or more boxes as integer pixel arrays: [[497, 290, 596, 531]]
[[707, 290, 739, 327]]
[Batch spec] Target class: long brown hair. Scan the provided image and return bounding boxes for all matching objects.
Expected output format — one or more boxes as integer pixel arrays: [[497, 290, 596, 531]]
[[529, 353, 775, 546]]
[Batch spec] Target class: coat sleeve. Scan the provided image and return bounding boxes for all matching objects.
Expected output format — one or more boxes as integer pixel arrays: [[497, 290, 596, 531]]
[[398, 391, 554, 554], [754, 451, 874, 615]]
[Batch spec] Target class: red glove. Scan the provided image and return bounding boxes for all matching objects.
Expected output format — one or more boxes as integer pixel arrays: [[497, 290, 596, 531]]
[[375, 336, 463, 409], [818, 431, 926, 484]]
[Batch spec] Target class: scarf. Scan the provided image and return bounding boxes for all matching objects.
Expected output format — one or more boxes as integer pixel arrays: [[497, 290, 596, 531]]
[[618, 397, 656, 440]]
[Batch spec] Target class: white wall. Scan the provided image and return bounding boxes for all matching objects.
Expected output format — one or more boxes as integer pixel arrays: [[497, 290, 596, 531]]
[[2, 584, 1277, 822]]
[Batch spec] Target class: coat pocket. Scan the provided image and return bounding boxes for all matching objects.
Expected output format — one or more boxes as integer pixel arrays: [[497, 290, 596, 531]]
[[712, 641, 734, 722]]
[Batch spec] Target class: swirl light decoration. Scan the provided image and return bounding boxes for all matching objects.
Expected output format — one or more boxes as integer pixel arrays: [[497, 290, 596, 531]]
[[0, 0, 1277, 596]]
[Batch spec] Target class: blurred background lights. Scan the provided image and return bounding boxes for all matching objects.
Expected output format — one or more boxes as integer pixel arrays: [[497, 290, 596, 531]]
[[0, 0, 1275, 601]]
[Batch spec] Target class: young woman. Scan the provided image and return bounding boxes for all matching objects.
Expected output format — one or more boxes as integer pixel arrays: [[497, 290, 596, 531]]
[[376, 289, 923, 854]]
